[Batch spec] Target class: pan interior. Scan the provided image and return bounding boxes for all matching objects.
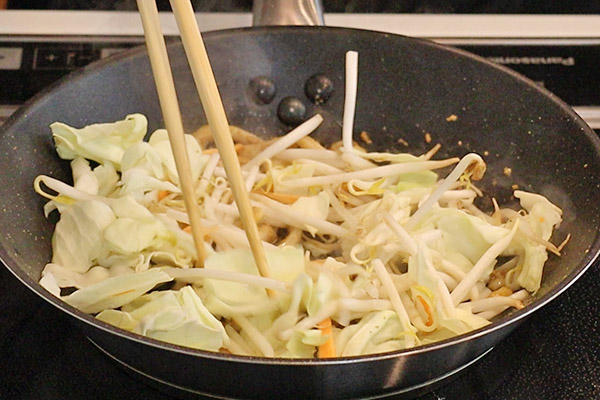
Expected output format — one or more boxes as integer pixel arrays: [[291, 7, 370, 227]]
[[0, 26, 599, 357]]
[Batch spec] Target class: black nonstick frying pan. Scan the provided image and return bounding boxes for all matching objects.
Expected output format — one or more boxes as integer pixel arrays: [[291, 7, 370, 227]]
[[0, 22, 599, 399]]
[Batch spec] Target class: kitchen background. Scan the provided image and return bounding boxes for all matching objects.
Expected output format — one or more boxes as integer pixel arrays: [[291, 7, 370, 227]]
[[5, 0, 600, 13]]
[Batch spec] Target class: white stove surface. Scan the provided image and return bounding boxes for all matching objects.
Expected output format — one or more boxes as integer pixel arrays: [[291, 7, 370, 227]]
[[1, 11, 600, 39]]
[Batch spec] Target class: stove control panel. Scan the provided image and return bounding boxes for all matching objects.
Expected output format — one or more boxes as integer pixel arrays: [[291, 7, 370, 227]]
[[0, 13, 599, 129]]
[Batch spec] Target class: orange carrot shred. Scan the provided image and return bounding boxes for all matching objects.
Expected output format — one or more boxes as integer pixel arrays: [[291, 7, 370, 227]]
[[157, 190, 170, 201], [317, 318, 335, 358], [417, 296, 434, 327]]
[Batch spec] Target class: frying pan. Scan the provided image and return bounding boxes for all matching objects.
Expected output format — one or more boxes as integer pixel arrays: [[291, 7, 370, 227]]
[[1, 8, 600, 400]]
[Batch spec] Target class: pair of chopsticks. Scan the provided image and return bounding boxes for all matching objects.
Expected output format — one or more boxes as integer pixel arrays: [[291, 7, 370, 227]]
[[136, 0, 271, 281]]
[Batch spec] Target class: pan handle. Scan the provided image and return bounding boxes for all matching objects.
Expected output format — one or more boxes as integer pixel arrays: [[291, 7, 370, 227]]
[[252, 0, 325, 26]]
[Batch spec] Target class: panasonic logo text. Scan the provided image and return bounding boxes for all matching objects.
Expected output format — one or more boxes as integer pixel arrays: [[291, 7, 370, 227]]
[[487, 56, 575, 66]]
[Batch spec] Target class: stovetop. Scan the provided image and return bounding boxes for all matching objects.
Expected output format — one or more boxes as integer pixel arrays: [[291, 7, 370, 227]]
[[1, 260, 599, 399]]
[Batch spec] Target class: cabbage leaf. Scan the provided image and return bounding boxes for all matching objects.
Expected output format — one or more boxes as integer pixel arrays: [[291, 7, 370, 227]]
[[97, 286, 228, 351], [63, 268, 172, 313], [51, 114, 147, 169], [336, 310, 407, 356], [290, 192, 330, 236], [203, 246, 305, 317], [51, 200, 116, 273]]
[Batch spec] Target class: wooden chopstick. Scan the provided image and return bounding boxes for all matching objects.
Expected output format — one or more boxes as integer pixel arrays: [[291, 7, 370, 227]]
[[136, 0, 207, 266], [168, 0, 272, 282]]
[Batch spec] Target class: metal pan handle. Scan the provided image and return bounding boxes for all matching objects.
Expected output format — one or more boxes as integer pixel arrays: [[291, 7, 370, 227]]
[[252, 0, 325, 26]]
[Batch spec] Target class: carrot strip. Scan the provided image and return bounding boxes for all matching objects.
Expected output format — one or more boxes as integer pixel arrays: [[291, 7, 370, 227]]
[[416, 295, 434, 327], [157, 190, 170, 201], [317, 318, 336, 358]]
